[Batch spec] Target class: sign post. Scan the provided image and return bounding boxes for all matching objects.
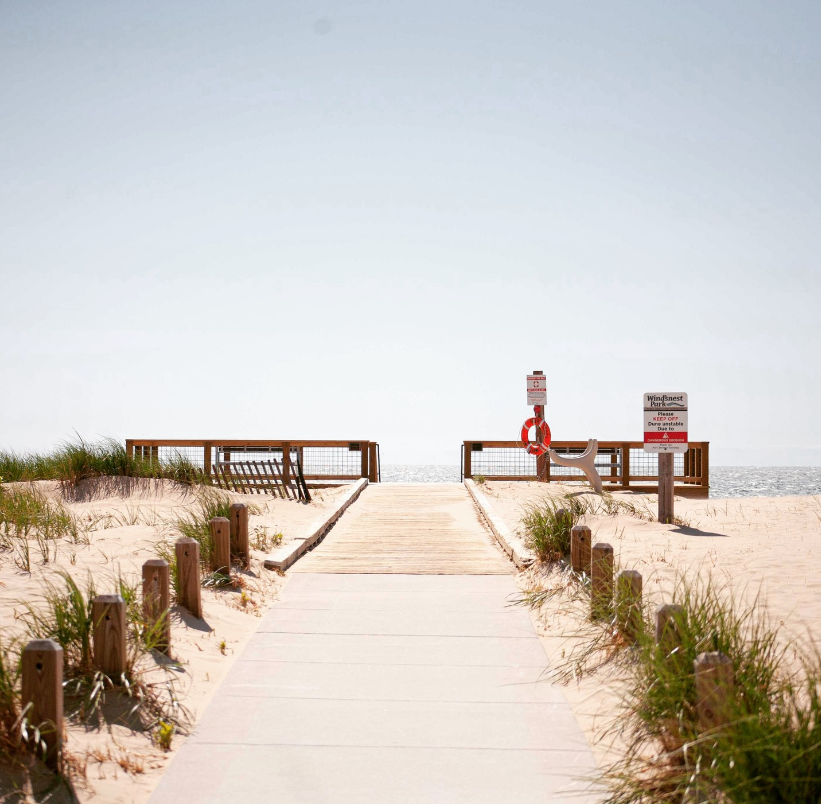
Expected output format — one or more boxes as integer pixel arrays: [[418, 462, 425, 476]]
[[643, 393, 688, 524], [528, 372, 548, 481]]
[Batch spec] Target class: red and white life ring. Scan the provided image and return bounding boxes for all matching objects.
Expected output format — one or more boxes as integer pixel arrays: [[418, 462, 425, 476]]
[[520, 418, 552, 456]]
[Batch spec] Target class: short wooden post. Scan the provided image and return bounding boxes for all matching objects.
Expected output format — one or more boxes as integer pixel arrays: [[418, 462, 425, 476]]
[[175, 537, 202, 618], [655, 603, 687, 656], [570, 524, 591, 573], [21, 639, 63, 769], [616, 570, 643, 640], [590, 542, 614, 619], [658, 452, 675, 524], [210, 517, 231, 574], [229, 504, 249, 565], [142, 559, 171, 653], [368, 442, 378, 482], [92, 594, 127, 678], [694, 651, 734, 731]]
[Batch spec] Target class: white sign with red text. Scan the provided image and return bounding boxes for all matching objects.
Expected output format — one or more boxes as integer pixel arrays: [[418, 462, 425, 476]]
[[643, 392, 688, 453], [527, 375, 547, 406]]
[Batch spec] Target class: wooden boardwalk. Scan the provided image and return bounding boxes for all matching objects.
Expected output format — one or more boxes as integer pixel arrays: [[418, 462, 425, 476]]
[[293, 483, 512, 575]]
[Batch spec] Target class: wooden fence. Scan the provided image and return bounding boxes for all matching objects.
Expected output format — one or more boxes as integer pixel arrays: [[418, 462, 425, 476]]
[[126, 439, 380, 486], [462, 441, 709, 497]]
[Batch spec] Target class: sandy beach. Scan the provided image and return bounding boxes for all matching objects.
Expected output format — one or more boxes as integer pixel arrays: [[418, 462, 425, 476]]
[[478, 480, 821, 766], [0, 479, 352, 803]]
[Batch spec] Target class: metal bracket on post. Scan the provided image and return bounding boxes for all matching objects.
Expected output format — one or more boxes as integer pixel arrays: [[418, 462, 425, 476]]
[[548, 439, 603, 493]]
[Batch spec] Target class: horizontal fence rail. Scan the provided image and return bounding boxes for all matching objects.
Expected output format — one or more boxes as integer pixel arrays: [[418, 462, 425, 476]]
[[126, 439, 380, 489], [462, 441, 709, 497]]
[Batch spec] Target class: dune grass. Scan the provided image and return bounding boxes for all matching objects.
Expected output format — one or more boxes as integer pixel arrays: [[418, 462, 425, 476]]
[[521, 497, 577, 561], [0, 436, 206, 488]]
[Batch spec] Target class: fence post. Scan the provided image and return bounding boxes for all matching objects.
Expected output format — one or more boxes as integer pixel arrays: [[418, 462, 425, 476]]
[[360, 441, 369, 479], [142, 559, 170, 653], [655, 603, 687, 656], [281, 443, 291, 487], [701, 442, 710, 494], [229, 504, 249, 565], [175, 537, 202, 618], [203, 442, 213, 480], [210, 517, 231, 574], [368, 442, 378, 482], [92, 594, 127, 678], [658, 452, 675, 524], [621, 443, 631, 488], [616, 570, 643, 640], [694, 651, 734, 731], [21, 639, 63, 769], [590, 542, 614, 619], [464, 443, 472, 480], [570, 524, 591, 573]]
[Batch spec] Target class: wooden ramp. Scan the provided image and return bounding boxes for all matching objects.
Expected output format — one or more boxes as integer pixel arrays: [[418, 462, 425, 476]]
[[293, 483, 512, 575]]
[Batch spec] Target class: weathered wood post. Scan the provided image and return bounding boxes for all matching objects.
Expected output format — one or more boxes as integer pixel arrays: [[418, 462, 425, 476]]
[[658, 452, 675, 524], [590, 542, 614, 619], [368, 442, 378, 482], [655, 603, 687, 656], [92, 594, 127, 678], [175, 537, 202, 618], [616, 570, 643, 640], [142, 559, 171, 653], [621, 443, 631, 488], [694, 651, 734, 731], [570, 524, 591, 573], [533, 370, 548, 482], [229, 504, 249, 565], [464, 442, 472, 480], [21, 639, 63, 769], [210, 517, 231, 574]]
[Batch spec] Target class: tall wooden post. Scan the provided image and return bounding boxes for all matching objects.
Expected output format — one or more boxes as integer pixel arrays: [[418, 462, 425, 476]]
[[621, 443, 631, 488], [694, 651, 734, 731], [92, 595, 127, 678], [464, 443, 472, 480], [360, 441, 369, 479], [21, 639, 63, 769], [658, 452, 675, 524], [281, 443, 291, 488], [368, 442, 378, 482], [210, 517, 231, 574], [616, 570, 643, 640], [590, 542, 614, 619], [203, 442, 213, 481], [570, 524, 591, 573], [142, 559, 171, 653], [175, 537, 202, 618], [533, 370, 547, 482], [701, 442, 710, 493], [229, 503, 249, 565]]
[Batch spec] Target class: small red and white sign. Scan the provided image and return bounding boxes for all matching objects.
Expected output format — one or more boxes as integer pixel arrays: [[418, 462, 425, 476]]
[[527, 375, 547, 405], [643, 392, 688, 453]]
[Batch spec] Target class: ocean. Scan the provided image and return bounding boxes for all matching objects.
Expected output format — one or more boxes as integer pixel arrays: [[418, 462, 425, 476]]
[[380, 465, 821, 499]]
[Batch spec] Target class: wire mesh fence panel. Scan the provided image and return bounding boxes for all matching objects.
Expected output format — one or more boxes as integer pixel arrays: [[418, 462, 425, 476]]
[[301, 446, 362, 477], [628, 449, 684, 478], [467, 448, 539, 478]]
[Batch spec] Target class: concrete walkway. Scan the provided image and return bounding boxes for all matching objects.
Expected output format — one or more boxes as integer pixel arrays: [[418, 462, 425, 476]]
[[149, 486, 600, 803]]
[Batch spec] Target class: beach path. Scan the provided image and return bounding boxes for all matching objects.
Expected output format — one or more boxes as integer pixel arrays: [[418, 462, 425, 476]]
[[148, 483, 599, 803]]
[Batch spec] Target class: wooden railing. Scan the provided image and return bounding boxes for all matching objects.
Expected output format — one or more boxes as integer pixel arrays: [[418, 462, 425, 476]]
[[461, 441, 709, 497], [126, 439, 380, 484]]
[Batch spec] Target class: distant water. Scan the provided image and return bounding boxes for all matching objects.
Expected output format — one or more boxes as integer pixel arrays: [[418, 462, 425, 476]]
[[381, 465, 821, 498]]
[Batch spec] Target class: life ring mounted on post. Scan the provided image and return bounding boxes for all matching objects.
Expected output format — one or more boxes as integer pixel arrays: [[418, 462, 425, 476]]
[[520, 417, 551, 456]]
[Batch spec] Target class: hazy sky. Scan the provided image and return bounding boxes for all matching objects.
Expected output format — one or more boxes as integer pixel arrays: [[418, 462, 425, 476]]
[[2, 1, 819, 465]]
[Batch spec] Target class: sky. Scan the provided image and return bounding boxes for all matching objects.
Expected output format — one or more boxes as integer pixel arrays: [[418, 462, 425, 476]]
[[1, 0, 819, 465]]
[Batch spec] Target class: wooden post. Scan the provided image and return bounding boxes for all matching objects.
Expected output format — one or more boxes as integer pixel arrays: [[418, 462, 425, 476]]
[[590, 542, 614, 619], [203, 442, 213, 480], [616, 570, 643, 640], [210, 517, 231, 574], [533, 370, 547, 482], [658, 452, 675, 524], [701, 442, 710, 493], [694, 651, 734, 731], [622, 443, 631, 488], [21, 639, 63, 769], [229, 504, 249, 565], [464, 443, 472, 480], [368, 442, 378, 482], [175, 537, 202, 618], [142, 559, 170, 653], [281, 443, 291, 488], [655, 603, 687, 657], [92, 594, 127, 678], [570, 524, 591, 573], [125, 439, 134, 460], [360, 441, 369, 479]]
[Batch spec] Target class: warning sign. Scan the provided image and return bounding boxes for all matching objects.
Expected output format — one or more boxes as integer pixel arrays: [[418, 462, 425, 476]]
[[527, 375, 547, 405], [643, 392, 688, 453]]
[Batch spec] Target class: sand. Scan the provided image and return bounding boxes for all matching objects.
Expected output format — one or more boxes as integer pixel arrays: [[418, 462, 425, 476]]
[[0, 478, 353, 803], [479, 480, 821, 766]]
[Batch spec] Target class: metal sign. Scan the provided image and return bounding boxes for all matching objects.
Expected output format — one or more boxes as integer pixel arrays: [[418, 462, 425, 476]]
[[643, 392, 688, 453], [527, 374, 547, 405]]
